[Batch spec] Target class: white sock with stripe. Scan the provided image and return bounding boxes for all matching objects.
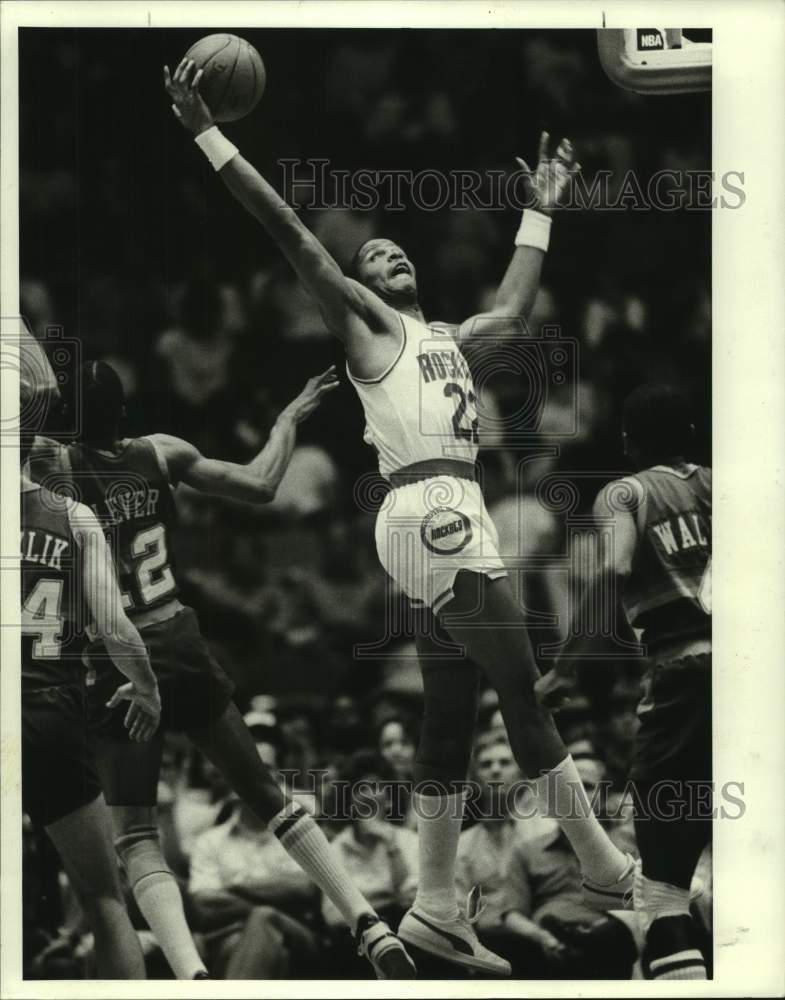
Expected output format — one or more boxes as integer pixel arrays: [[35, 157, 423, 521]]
[[268, 801, 372, 935], [635, 871, 707, 980], [650, 949, 707, 980], [535, 755, 630, 884]]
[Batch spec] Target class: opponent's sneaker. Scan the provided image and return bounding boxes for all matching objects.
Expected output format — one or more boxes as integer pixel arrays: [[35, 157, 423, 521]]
[[356, 913, 417, 979], [582, 852, 637, 911], [398, 888, 511, 976]]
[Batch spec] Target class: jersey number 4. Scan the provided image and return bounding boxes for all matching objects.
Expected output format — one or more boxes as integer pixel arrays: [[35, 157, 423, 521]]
[[21, 578, 64, 658], [121, 523, 176, 610], [444, 383, 479, 444]]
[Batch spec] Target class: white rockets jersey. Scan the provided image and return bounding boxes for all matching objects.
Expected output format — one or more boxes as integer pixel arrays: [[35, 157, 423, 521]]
[[347, 312, 478, 478]]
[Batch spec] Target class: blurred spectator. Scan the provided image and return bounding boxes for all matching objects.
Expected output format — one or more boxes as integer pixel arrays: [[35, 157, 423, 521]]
[[501, 744, 639, 978], [20, 278, 56, 340], [377, 717, 417, 783], [320, 751, 418, 976], [377, 716, 418, 826], [155, 738, 232, 876], [153, 277, 240, 451], [188, 739, 320, 978], [268, 445, 340, 517]]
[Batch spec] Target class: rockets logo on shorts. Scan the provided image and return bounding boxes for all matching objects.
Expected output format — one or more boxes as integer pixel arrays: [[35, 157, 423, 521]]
[[420, 506, 473, 555]]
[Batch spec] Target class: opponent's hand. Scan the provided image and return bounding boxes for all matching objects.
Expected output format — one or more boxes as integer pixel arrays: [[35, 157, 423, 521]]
[[107, 680, 162, 742], [284, 366, 340, 424], [163, 59, 214, 135], [534, 665, 577, 712], [516, 132, 581, 215]]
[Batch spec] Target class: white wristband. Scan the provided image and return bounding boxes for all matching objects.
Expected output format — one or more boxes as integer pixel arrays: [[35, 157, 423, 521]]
[[514, 209, 552, 252], [194, 126, 239, 172]]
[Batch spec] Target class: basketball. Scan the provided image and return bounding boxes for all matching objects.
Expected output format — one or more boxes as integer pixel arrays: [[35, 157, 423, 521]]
[[183, 34, 265, 123]]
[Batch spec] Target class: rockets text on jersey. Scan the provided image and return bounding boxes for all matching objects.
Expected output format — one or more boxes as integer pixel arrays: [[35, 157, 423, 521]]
[[347, 313, 478, 478]]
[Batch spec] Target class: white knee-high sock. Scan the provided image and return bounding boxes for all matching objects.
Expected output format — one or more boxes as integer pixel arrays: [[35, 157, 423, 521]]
[[535, 755, 629, 885], [412, 791, 464, 921], [268, 802, 373, 934], [118, 830, 205, 980], [134, 872, 206, 979]]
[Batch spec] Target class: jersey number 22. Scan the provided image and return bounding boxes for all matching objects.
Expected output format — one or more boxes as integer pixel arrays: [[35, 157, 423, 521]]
[[444, 383, 479, 444]]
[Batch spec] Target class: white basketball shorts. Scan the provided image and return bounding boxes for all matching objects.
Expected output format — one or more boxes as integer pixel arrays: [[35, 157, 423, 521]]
[[374, 475, 508, 613]]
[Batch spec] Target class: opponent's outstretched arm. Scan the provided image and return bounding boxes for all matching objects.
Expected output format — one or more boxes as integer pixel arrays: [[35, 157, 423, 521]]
[[148, 366, 339, 504], [164, 60, 387, 341], [458, 133, 580, 341]]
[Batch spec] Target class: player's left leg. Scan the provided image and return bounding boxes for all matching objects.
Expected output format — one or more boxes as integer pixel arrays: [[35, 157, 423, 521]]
[[187, 701, 416, 978], [633, 807, 711, 980], [440, 570, 633, 895], [94, 736, 208, 980], [45, 794, 146, 979]]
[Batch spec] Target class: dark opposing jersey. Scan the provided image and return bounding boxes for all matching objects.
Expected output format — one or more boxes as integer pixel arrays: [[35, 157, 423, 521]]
[[21, 486, 87, 689], [29, 438, 179, 619], [622, 464, 711, 651]]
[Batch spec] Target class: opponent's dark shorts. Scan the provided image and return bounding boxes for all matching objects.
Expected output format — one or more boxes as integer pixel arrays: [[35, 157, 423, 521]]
[[89, 607, 235, 739], [22, 684, 102, 827], [629, 652, 711, 785]]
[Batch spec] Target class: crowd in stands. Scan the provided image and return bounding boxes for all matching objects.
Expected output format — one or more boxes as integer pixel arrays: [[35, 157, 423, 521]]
[[25, 701, 713, 979]]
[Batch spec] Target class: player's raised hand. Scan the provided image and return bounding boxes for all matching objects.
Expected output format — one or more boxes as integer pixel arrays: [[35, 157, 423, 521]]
[[163, 59, 214, 134], [107, 680, 162, 742], [516, 132, 581, 215], [284, 366, 341, 423], [534, 664, 577, 712]]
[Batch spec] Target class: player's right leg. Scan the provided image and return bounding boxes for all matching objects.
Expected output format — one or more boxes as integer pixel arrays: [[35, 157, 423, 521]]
[[187, 700, 416, 978], [45, 794, 146, 979], [440, 570, 634, 900], [397, 614, 512, 975]]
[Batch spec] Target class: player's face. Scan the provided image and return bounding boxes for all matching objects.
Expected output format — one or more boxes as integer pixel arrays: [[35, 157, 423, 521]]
[[356, 239, 418, 304]]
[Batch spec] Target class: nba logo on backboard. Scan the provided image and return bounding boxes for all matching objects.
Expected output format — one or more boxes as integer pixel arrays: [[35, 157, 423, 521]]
[[637, 29, 665, 50]]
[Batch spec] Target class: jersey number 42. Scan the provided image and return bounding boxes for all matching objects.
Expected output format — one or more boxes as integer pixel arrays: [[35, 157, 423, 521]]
[[121, 523, 176, 610]]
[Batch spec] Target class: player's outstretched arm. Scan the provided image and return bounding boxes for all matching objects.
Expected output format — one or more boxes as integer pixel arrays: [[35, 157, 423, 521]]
[[164, 60, 386, 341], [68, 502, 161, 741], [148, 366, 339, 504], [457, 133, 580, 342]]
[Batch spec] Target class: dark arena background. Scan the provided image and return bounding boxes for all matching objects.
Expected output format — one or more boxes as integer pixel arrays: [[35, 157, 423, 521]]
[[19, 27, 711, 980]]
